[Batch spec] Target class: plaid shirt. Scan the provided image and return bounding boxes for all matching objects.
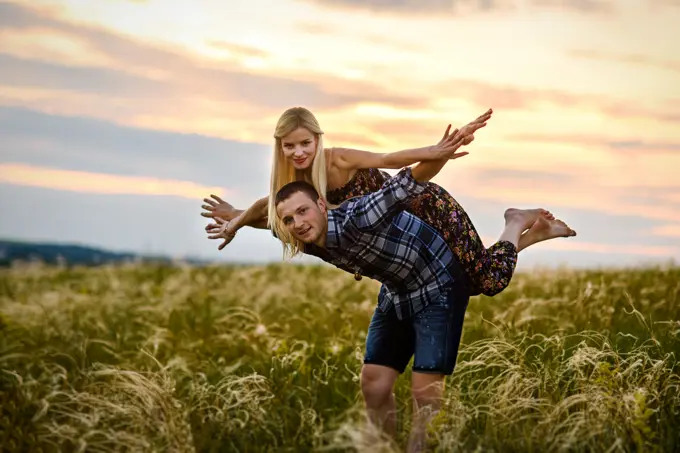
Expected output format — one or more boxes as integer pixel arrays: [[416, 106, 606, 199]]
[[304, 167, 466, 319]]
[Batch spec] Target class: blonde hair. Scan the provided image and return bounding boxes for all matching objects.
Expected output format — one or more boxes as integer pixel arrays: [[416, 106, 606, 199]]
[[268, 107, 330, 259]]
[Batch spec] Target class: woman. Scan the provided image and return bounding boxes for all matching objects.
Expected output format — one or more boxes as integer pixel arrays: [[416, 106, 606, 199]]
[[201, 107, 575, 297]]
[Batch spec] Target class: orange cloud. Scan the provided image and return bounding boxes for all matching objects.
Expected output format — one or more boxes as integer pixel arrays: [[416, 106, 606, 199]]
[[0, 28, 117, 68], [432, 164, 680, 225], [651, 225, 680, 238], [205, 40, 270, 59], [507, 133, 680, 154], [428, 79, 680, 124], [663, 193, 680, 204], [3, 1, 678, 133], [298, 0, 615, 15], [0, 163, 227, 199], [325, 132, 383, 149], [296, 23, 426, 53], [480, 235, 678, 257], [1, 1, 677, 230], [568, 49, 680, 74]]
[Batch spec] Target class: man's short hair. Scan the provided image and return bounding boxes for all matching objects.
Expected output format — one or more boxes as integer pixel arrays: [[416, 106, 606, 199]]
[[275, 181, 320, 206]]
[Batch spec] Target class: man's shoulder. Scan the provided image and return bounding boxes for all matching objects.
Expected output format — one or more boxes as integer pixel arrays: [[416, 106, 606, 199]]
[[330, 197, 362, 224], [326, 204, 357, 243]]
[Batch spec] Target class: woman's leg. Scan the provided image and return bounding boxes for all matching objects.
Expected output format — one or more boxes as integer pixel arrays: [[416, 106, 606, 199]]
[[476, 209, 576, 296], [468, 208, 551, 296], [403, 184, 574, 298], [497, 208, 553, 249], [517, 215, 577, 252]]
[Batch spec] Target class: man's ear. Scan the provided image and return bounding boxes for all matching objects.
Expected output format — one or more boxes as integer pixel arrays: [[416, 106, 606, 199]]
[[317, 197, 327, 213]]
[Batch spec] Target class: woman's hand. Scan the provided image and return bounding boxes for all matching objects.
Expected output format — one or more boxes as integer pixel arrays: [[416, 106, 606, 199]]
[[459, 108, 492, 138], [432, 108, 492, 159], [205, 215, 241, 250], [201, 194, 239, 224]]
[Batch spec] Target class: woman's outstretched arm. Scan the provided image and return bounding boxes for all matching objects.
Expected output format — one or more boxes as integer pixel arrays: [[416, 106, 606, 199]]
[[331, 109, 492, 176], [232, 196, 270, 230], [202, 195, 269, 229], [203, 195, 270, 250]]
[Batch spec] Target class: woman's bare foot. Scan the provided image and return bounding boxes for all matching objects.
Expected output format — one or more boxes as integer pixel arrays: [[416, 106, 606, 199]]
[[504, 208, 554, 231], [518, 216, 576, 251]]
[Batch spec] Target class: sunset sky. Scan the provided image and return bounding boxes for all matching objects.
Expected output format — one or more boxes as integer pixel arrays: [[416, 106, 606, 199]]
[[0, 0, 678, 269]]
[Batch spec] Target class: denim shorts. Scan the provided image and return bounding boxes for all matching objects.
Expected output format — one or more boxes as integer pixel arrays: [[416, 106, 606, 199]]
[[363, 279, 470, 375]]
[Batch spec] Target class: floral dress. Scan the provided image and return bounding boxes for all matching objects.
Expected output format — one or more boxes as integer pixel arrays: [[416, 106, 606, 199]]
[[326, 168, 517, 297]]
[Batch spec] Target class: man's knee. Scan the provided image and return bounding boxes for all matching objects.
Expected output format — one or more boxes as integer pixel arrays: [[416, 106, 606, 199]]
[[411, 373, 445, 408], [360, 364, 398, 406]]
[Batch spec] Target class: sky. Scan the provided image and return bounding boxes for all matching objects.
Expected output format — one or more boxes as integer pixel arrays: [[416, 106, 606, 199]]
[[0, 0, 679, 269]]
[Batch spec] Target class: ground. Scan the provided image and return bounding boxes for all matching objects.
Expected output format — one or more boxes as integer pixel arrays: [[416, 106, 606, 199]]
[[1, 262, 679, 452]]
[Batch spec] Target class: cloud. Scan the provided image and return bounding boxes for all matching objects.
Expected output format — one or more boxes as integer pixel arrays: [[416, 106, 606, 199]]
[[297, 0, 614, 15], [658, 0, 680, 7], [508, 133, 680, 154], [651, 225, 680, 238], [326, 117, 450, 149], [434, 165, 680, 226], [568, 49, 680, 74], [326, 132, 384, 149], [540, 241, 679, 257], [430, 79, 680, 123], [206, 41, 270, 59], [0, 2, 212, 70], [0, 3, 425, 112], [2, 0, 677, 151], [364, 117, 447, 138], [298, 0, 499, 15], [479, 234, 678, 257], [0, 182, 287, 263], [0, 51, 394, 111], [0, 182, 675, 268], [532, 0, 613, 13], [470, 168, 576, 186], [296, 23, 426, 53], [0, 105, 272, 199], [0, 53, 166, 97], [0, 163, 228, 199]]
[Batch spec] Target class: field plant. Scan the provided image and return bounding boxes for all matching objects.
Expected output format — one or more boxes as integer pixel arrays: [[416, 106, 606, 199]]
[[1, 262, 679, 452]]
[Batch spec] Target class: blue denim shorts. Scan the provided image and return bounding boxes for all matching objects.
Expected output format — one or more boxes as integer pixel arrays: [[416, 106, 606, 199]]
[[363, 280, 470, 375]]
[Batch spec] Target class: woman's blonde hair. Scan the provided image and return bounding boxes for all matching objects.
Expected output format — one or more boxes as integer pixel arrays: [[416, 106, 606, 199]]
[[268, 107, 330, 259]]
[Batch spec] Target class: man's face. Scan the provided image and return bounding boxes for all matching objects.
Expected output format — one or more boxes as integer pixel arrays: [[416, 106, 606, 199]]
[[276, 191, 328, 245]]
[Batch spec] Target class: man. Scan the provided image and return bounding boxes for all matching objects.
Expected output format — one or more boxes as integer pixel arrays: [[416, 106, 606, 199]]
[[271, 157, 471, 452]]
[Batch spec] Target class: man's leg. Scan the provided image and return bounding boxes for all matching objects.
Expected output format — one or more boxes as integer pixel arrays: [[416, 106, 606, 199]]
[[360, 364, 400, 437], [362, 302, 415, 440], [408, 280, 470, 453], [409, 372, 445, 453]]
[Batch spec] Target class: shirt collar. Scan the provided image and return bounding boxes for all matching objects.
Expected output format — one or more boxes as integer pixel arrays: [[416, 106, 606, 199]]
[[302, 209, 344, 258], [324, 209, 343, 252]]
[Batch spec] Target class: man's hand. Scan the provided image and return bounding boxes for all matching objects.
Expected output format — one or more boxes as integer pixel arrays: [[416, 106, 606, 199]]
[[206, 216, 238, 250], [201, 194, 238, 223]]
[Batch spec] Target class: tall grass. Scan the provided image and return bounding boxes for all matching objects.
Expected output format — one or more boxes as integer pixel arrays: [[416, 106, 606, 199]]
[[1, 262, 678, 452]]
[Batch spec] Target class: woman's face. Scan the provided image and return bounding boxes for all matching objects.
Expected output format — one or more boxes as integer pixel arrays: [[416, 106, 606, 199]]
[[280, 127, 317, 170]]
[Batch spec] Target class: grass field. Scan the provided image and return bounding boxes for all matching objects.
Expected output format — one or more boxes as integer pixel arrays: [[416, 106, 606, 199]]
[[1, 262, 679, 452]]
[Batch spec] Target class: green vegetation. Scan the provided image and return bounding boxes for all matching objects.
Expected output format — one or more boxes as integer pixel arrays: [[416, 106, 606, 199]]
[[1, 262, 679, 452]]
